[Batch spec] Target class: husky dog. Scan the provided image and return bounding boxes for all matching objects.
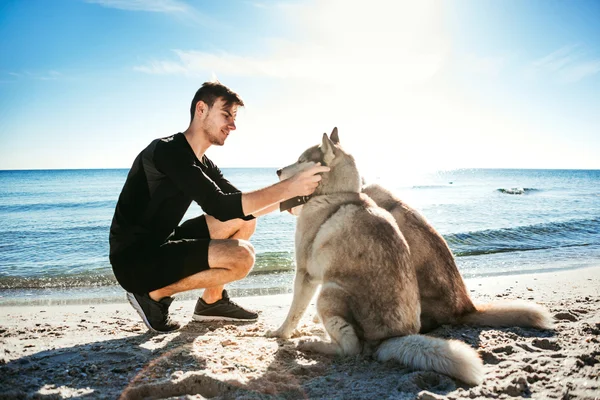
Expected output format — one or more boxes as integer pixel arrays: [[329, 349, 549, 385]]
[[267, 128, 486, 385], [363, 184, 553, 333]]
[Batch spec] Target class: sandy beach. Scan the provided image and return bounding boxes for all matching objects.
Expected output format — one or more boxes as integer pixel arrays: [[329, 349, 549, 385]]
[[1, 266, 599, 399]]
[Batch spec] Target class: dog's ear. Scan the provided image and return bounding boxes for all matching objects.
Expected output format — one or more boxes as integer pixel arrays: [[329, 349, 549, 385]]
[[330, 127, 339, 144], [321, 133, 336, 165]]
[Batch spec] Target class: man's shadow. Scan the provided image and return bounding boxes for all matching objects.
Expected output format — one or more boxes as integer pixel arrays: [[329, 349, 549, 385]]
[[0, 322, 233, 399]]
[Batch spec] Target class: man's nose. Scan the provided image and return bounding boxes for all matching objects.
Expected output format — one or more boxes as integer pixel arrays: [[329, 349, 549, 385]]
[[276, 169, 282, 177], [229, 121, 236, 130]]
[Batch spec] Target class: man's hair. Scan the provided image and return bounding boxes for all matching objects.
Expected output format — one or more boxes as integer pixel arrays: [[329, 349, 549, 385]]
[[190, 81, 244, 122]]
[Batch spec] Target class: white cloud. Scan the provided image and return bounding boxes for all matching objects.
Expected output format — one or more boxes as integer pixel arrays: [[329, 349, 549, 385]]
[[84, 0, 190, 13], [561, 60, 600, 83], [5, 70, 62, 81], [133, 0, 447, 88], [529, 45, 600, 83], [532, 45, 578, 71], [244, 1, 267, 8], [131, 0, 454, 172], [84, 0, 215, 26], [134, 48, 443, 86], [133, 59, 189, 75]]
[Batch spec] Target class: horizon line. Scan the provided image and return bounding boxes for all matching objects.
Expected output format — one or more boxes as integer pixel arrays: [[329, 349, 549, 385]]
[[1, 167, 599, 172]]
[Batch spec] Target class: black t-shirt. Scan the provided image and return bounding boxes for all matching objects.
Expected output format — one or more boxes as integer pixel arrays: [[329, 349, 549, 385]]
[[109, 132, 253, 259]]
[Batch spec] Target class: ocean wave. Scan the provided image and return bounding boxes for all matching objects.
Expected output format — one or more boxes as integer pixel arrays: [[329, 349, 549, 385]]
[[2, 218, 598, 288], [412, 184, 455, 189], [0, 251, 296, 289], [253, 251, 295, 273], [0, 273, 118, 289], [445, 217, 600, 257], [0, 200, 116, 212], [496, 187, 538, 195]]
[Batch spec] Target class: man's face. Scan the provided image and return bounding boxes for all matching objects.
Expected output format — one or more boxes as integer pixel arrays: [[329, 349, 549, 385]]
[[201, 98, 238, 146]]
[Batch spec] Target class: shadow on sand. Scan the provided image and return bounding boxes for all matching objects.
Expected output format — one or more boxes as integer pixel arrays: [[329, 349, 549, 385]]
[[0, 320, 556, 399]]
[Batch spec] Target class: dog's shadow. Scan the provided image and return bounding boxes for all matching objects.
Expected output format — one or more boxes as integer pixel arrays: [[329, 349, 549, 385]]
[[190, 321, 555, 399], [428, 322, 556, 366], [125, 321, 556, 399], [238, 324, 556, 399]]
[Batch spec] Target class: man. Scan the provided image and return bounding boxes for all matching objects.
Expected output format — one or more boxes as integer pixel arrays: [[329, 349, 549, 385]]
[[109, 81, 328, 333]]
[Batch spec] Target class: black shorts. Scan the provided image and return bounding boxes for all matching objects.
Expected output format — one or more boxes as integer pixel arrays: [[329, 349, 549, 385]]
[[111, 215, 212, 294]]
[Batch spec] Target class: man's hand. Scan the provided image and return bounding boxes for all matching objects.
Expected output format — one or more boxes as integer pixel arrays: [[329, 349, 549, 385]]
[[286, 163, 330, 198], [240, 163, 329, 217]]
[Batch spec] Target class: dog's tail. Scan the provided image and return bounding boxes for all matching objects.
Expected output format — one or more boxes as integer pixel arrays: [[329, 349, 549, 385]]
[[459, 300, 553, 330], [374, 334, 483, 386]]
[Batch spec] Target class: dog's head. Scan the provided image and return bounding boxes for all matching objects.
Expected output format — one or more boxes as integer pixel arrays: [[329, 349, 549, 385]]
[[277, 127, 361, 215]]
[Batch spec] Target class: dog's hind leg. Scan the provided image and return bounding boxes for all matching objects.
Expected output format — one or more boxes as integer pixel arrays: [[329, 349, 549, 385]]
[[299, 283, 361, 356], [266, 271, 319, 339]]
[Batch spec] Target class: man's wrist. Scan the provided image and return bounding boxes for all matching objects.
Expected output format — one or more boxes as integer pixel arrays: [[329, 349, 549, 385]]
[[277, 178, 294, 200]]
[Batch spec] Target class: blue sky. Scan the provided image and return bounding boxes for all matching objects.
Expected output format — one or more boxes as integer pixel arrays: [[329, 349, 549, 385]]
[[1, 0, 599, 172]]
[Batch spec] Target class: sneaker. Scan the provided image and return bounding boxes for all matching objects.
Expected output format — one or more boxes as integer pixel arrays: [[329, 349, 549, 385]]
[[126, 292, 181, 333], [193, 290, 258, 322]]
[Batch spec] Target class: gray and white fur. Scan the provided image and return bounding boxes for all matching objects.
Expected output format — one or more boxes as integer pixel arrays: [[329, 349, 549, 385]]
[[267, 128, 486, 385]]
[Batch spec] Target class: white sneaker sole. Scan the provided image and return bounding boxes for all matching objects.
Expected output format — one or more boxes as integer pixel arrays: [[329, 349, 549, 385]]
[[192, 314, 258, 322], [126, 292, 162, 333]]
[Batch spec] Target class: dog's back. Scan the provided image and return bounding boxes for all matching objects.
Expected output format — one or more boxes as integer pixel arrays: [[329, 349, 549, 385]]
[[364, 183, 553, 331], [363, 184, 475, 331]]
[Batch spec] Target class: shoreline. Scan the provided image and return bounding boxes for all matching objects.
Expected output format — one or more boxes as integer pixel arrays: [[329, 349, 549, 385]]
[[1, 262, 598, 307], [1, 265, 599, 399]]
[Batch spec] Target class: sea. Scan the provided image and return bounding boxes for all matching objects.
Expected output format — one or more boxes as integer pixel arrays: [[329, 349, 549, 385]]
[[0, 168, 599, 306]]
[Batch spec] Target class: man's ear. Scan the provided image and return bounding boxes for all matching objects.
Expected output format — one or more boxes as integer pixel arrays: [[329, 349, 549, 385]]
[[321, 133, 336, 165], [330, 127, 340, 144], [195, 101, 208, 119]]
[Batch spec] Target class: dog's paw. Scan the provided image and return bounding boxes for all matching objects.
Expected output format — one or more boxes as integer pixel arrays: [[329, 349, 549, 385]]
[[265, 327, 293, 339], [297, 338, 318, 351], [297, 339, 339, 355]]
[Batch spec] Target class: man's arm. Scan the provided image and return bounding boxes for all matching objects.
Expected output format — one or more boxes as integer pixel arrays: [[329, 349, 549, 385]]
[[241, 164, 329, 216], [154, 140, 250, 221], [250, 202, 281, 217]]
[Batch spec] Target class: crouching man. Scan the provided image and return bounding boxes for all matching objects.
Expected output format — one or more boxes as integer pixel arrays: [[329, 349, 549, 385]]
[[109, 81, 328, 333]]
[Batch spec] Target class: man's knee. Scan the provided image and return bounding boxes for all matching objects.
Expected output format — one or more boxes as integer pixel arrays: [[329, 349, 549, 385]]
[[206, 215, 257, 240], [232, 240, 255, 279]]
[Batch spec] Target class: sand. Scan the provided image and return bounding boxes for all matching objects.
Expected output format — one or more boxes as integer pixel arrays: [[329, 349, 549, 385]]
[[1, 266, 599, 400]]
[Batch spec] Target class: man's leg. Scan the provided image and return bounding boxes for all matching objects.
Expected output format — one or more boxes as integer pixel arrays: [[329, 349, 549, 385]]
[[148, 238, 255, 300], [201, 216, 256, 303], [149, 216, 256, 302], [127, 216, 257, 332]]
